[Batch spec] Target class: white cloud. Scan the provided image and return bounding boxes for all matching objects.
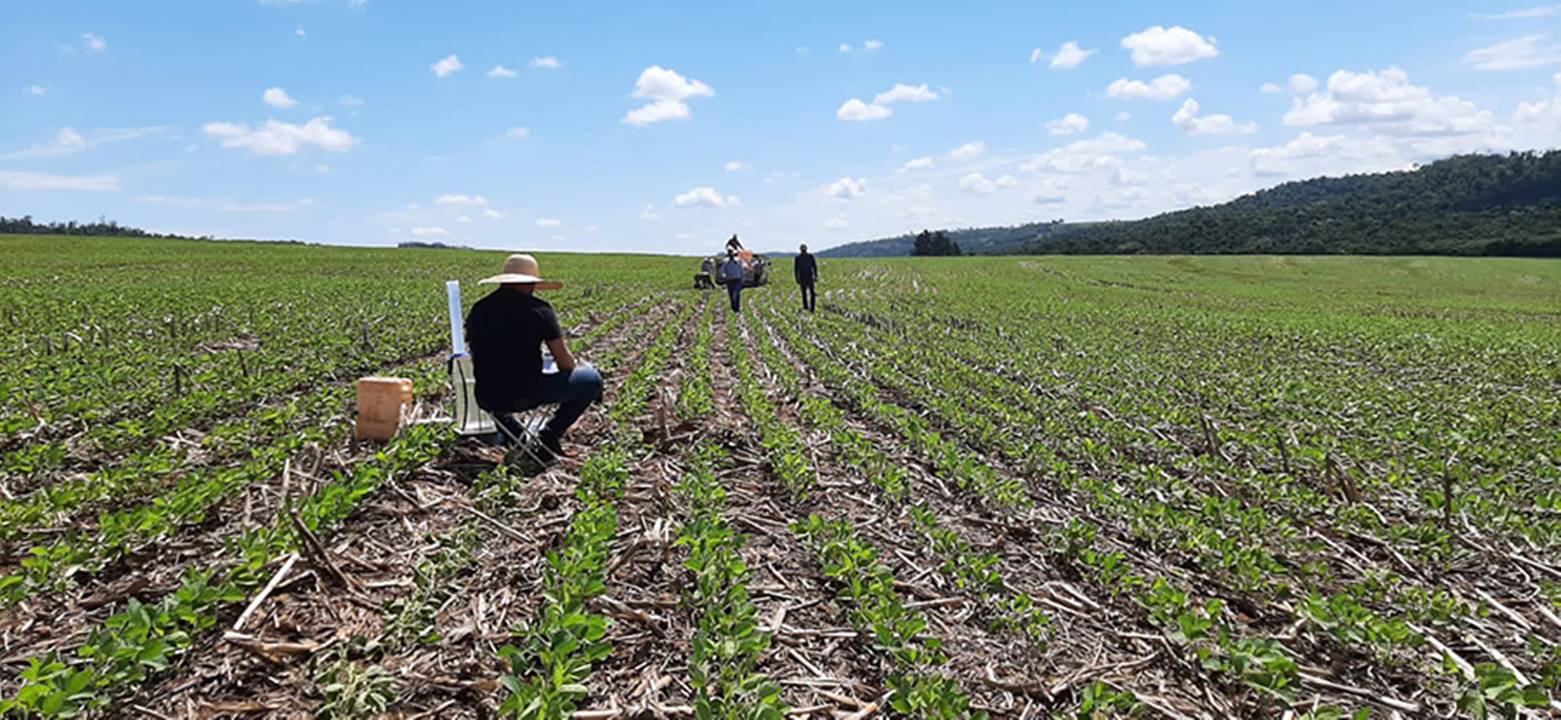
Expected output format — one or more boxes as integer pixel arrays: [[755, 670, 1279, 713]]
[[897, 156, 935, 174], [1107, 74, 1192, 101], [81, 33, 107, 53], [25, 85, 46, 96], [1513, 73, 1561, 146], [458, 216, 471, 223], [1035, 41, 1096, 70], [262, 87, 299, 108], [135, 194, 313, 212], [339, 95, 365, 107], [958, 173, 1019, 195], [504, 126, 529, 141], [1172, 99, 1257, 135], [838, 82, 939, 122], [623, 66, 714, 126], [1289, 73, 1319, 94], [5, 128, 88, 158], [203, 117, 356, 156], [483, 209, 505, 220], [825, 177, 867, 199], [0, 170, 119, 191], [531, 56, 563, 69], [1046, 112, 1090, 135], [838, 43, 853, 53], [1020, 132, 1146, 173], [535, 217, 561, 227], [624, 100, 691, 126], [1283, 67, 1494, 136], [1260, 82, 1283, 94], [640, 204, 660, 220], [435, 194, 488, 206], [295, 24, 306, 38], [411, 226, 449, 238], [431, 54, 464, 78], [837, 98, 892, 121], [873, 83, 938, 104], [864, 39, 884, 51], [725, 160, 748, 172], [1121, 25, 1217, 66], [674, 186, 738, 208], [1464, 35, 1561, 70], [1116, 111, 1132, 122], [1248, 131, 1390, 176], [488, 65, 519, 78], [949, 141, 986, 160], [1472, 4, 1561, 19]]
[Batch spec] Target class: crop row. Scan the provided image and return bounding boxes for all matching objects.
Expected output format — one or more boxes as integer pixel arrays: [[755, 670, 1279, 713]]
[[2, 421, 453, 715], [741, 307, 1051, 648], [494, 298, 694, 717], [723, 312, 980, 717], [787, 293, 1554, 714]]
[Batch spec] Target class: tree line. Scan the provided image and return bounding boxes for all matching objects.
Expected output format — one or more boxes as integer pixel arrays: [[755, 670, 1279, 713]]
[[825, 150, 1561, 258], [0, 215, 202, 240]]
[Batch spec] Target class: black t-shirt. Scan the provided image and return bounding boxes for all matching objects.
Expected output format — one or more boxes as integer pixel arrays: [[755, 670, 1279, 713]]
[[465, 289, 562, 408]]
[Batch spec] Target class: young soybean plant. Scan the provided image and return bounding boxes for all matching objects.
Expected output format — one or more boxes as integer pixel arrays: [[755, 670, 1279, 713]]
[[674, 444, 787, 719]]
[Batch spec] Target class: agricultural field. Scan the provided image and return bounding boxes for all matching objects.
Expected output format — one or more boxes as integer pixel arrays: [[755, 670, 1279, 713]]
[[1, 234, 1559, 719]]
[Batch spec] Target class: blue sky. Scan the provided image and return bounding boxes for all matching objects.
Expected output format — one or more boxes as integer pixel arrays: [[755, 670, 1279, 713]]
[[3, 1, 1559, 254]]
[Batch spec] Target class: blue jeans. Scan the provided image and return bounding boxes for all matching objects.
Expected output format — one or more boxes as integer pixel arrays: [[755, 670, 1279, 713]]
[[726, 281, 742, 312], [491, 363, 603, 442]]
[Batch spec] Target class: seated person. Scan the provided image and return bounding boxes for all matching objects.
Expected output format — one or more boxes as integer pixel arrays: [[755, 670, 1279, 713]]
[[465, 253, 602, 459]]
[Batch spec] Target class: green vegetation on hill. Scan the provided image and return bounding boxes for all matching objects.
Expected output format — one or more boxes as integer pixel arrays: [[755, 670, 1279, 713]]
[[822, 150, 1561, 257]]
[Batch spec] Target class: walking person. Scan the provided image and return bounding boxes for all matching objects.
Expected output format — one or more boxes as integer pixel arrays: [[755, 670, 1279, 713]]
[[720, 249, 746, 312], [465, 253, 603, 461], [794, 243, 819, 312]]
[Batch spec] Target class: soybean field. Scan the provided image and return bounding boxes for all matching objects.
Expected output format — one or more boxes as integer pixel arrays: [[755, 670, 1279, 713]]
[[2, 234, 1559, 719]]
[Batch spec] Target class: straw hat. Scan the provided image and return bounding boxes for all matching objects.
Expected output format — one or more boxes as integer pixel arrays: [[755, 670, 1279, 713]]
[[480, 253, 564, 290]]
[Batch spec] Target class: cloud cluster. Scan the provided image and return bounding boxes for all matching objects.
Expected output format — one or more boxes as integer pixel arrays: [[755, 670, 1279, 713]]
[[1172, 99, 1257, 135], [1046, 112, 1090, 136], [1121, 26, 1217, 66], [624, 66, 714, 126], [263, 87, 298, 108], [1283, 67, 1493, 136], [674, 186, 739, 207], [958, 172, 1018, 195], [825, 177, 867, 199], [0, 170, 119, 191], [1030, 41, 1096, 70], [488, 65, 519, 78], [202, 117, 357, 156], [1464, 34, 1561, 70], [949, 141, 986, 160], [431, 54, 464, 78], [897, 156, 935, 174], [1021, 132, 1145, 173], [435, 193, 488, 206], [1106, 74, 1192, 101], [837, 83, 939, 121]]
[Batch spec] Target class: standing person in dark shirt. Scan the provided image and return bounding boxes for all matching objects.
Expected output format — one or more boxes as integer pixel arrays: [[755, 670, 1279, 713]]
[[794, 243, 819, 312], [465, 254, 602, 459]]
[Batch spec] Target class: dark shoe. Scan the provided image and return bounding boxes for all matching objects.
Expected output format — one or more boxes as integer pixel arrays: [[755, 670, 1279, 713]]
[[539, 434, 578, 459]]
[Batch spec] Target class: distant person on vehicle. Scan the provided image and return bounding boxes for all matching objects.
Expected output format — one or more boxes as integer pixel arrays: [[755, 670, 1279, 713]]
[[794, 243, 819, 312], [465, 253, 602, 460], [720, 250, 746, 312], [725, 234, 744, 254]]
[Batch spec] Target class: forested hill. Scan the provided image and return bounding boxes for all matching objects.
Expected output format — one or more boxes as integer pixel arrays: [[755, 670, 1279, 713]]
[[820, 150, 1561, 258]]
